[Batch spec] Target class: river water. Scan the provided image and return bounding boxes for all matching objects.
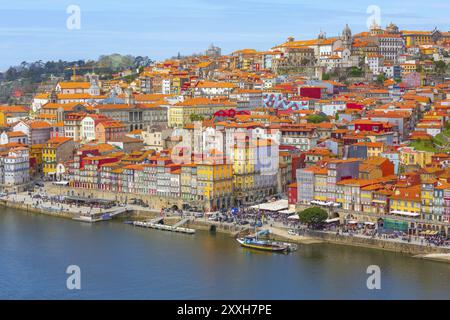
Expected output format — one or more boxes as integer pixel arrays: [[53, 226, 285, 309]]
[[1, 208, 449, 299]]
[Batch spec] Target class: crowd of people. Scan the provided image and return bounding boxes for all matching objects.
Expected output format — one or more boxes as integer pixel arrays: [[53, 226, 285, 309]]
[[329, 224, 450, 247], [424, 234, 449, 247]]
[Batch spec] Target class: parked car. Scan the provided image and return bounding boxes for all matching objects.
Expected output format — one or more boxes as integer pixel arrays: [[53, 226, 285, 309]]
[[194, 212, 204, 218], [208, 214, 218, 221], [288, 230, 297, 236]]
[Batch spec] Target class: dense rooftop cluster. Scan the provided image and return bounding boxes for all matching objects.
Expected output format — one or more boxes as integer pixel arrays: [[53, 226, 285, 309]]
[[0, 22, 450, 234]]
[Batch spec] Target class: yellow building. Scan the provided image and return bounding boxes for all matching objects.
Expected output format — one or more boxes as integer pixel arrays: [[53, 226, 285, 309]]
[[402, 31, 433, 46], [401, 63, 417, 76], [354, 142, 385, 158], [167, 97, 236, 128], [421, 179, 435, 216], [230, 137, 279, 204], [389, 186, 421, 216], [400, 147, 433, 168], [30, 144, 44, 175], [171, 77, 181, 94], [197, 160, 233, 210], [401, 29, 450, 46], [232, 137, 256, 204], [313, 168, 328, 202], [42, 137, 74, 179], [0, 111, 6, 126]]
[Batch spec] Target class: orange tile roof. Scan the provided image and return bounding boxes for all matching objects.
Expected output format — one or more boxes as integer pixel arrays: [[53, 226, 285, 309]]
[[0, 105, 29, 113], [58, 82, 91, 89], [30, 121, 52, 129], [46, 137, 73, 146], [7, 131, 26, 137]]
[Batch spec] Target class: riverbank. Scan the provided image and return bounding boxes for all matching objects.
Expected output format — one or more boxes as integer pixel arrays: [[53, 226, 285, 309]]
[[2, 197, 450, 258], [0, 199, 73, 219], [303, 230, 450, 256]]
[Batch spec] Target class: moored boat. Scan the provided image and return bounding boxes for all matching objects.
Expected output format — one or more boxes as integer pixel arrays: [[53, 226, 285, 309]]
[[236, 237, 289, 252]]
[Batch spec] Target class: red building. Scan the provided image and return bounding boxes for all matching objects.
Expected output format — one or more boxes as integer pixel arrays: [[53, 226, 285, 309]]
[[291, 153, 306, 181], [287, 183, 298, 205], [352, 120, 393, 133], [300, 87, 323, 99], [346, 103, 364, 110]]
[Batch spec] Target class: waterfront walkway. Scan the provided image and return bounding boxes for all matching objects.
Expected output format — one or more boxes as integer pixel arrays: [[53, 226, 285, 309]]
[[268, 218, 450, 249], [3, 190, 449, 253], [1, 192, 116, 217]]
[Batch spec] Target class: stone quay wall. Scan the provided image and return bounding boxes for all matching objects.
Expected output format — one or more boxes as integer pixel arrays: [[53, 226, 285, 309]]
[[305, 230, 450, 255], [45, 185, 192, 211]]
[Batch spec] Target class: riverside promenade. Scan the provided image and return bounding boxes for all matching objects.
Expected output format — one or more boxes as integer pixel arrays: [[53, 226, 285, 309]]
[[1, 189, 450, 257]]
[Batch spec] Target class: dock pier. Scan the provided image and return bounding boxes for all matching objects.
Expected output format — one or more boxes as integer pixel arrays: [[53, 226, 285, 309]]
[[133, 218, 195, 234]]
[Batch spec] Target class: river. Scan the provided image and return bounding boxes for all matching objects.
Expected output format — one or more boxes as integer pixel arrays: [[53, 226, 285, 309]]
[[1, 208, 449, 299]]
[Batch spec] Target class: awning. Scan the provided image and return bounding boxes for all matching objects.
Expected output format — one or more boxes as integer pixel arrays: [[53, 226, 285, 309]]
[[421, 230, 439, 235], [279, 208, 297, 215], [347, 220, 358, 224], [250, 199, 288, 212], [311, 200, 340, 207], [325, 218, 340, 223], [364, 222, 376, 226], [390, 211, 420, 217], [52, 181, 69, 185], [288, 214, 299, 220]]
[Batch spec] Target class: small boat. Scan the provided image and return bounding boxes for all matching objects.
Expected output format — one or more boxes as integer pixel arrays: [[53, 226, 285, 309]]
[[236, 237, 288, 252]]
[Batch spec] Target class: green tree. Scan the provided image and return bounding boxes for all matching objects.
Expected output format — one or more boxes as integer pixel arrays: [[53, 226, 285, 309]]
[[298, 207, 328, 227], [348, 66, 363, 77], [434, 60, 447, 74], [307, 114, 330, 124], [376, 73, 387, 85], [322, 73, 330, 80]]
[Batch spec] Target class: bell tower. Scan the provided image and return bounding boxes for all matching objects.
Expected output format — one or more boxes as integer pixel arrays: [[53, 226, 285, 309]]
[[342, 24, 352, 49]]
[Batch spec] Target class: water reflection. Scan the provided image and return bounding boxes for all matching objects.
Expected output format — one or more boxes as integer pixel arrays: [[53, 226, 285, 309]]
[[0, 208, 449, 300]]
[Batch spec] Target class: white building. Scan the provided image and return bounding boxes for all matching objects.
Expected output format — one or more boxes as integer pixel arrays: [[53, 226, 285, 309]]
[[229, 89, 263, 111], [382, 63, 395, 78], [32, 93, 50, 113], [162, 78, 171, 94], [0, 147, 30, 190], [0, 131, 28, 145], [13, 120, 52, 145], [80, 116, 97, 142], [55, 82, 92, 95], [193, 81, 236, 98], [378, 34, 404, 62], [366, 53, 384, 75]]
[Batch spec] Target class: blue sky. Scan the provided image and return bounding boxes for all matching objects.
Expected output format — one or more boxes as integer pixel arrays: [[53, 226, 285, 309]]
[[0, 0, 449, 70]]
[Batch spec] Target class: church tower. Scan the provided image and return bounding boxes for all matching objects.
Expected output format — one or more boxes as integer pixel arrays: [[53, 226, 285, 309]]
[[342, 24, 352, 49], [49, 89, 58, 104]]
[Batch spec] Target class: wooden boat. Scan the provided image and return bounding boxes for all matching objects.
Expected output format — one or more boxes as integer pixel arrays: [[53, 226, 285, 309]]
[[236, 237, 288, 252]]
